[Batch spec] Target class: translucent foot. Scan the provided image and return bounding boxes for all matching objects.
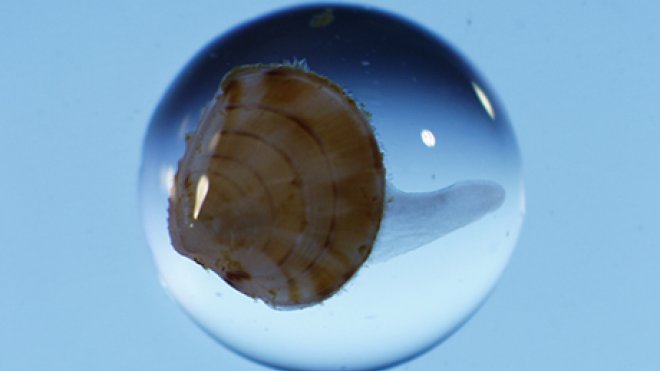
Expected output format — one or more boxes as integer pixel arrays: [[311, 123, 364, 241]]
[[370, 180, 505, 263]]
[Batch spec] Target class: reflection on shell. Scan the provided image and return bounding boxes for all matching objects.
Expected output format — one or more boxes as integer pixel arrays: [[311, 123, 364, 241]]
[[168, 64, 385, 309]]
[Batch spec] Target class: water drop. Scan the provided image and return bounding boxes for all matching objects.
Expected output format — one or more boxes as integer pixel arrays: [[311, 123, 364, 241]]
[[139, 4, 524, 370]]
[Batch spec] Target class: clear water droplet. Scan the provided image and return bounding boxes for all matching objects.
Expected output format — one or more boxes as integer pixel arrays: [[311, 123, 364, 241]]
[[139, 4, 524, 370]]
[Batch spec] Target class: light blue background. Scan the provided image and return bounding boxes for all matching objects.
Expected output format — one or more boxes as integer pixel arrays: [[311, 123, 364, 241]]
[[1, 1, 658, 370]]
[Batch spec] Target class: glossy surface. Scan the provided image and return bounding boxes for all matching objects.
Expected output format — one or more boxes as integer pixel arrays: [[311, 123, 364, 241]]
[[139, 4, 524, 370], [168, 64, 385, 308]]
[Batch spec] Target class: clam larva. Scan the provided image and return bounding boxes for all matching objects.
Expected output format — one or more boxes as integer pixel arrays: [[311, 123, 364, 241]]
[[168, 63, 385, 309]]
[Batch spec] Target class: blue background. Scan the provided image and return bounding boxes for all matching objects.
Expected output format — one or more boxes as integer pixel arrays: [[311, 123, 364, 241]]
[[1, 1, 658, 370]]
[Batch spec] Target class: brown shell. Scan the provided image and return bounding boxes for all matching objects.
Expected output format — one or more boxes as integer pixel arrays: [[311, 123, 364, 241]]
[[168, 64, 385, 309]]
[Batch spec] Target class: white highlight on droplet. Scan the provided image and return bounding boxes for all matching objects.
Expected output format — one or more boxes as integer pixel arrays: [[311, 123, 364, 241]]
[[193, 174, 210, 220], [420, 129, 436, 147], [471, 82, 495, 120], [160, 166, 175, 195]]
